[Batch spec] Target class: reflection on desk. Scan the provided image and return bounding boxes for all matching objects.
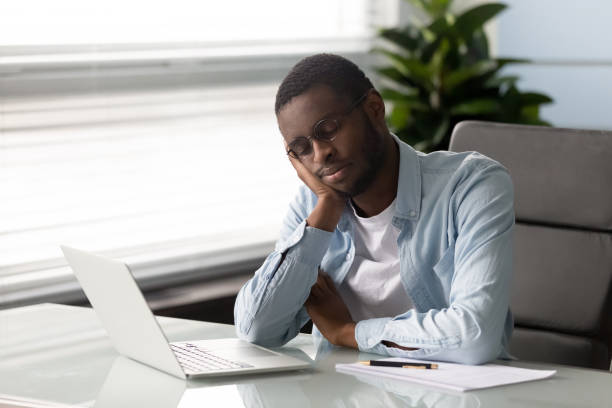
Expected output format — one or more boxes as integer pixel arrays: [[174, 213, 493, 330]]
[[1, 304, 611, 408], [95, 354, 475, 408]]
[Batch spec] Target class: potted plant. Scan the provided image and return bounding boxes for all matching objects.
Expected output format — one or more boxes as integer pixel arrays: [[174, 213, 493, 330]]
[[375, 0, 553, 152]]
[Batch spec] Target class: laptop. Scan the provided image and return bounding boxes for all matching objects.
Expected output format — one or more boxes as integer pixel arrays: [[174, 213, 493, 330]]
[[61, 245, 310, 379]]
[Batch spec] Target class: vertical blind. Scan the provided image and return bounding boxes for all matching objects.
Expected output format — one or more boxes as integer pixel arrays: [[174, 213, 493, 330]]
[[0, 0, 392, 305]]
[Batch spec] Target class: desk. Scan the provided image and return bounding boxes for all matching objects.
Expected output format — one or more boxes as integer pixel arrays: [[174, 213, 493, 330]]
[[1, 304, 610, 407]]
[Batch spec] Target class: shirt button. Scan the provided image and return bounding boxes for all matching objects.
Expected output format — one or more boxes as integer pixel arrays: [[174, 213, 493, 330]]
[[408, 210, 417, 217]]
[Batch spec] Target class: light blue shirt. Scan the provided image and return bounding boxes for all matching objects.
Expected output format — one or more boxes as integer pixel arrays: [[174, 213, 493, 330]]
[[235, 137, 514, 365]]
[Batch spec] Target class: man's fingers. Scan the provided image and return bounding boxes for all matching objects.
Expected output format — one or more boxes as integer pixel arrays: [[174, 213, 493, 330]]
[[288, 153, 330, 196], [316, 276, 331, 296], [304, 300, 313, 317], [316, 272, 326, 285], [313, 269, 340, 300], [322, 273, 338, 293], [310, 281, 323, 298], [317, 269, 336, 294], [287, 155, 309, 180]]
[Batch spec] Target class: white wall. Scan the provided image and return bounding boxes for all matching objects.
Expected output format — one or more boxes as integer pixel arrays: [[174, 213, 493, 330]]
[[395, 0, 612, 131], [496, 0, 612, 130]]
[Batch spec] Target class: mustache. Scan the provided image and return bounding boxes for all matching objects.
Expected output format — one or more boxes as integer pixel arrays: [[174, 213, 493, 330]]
[[315, 163, 348, 178]]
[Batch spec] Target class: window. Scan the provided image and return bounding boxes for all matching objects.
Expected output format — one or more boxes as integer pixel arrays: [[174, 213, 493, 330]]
[[0, 0, 398, 307]]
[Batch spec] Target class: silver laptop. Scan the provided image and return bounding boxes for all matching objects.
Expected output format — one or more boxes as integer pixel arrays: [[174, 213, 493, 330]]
[[61, 245, 310, 379]]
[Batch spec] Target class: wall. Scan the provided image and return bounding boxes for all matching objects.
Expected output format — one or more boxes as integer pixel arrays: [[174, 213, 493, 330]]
[[396, 0, 612, 131], [496, 0, 612, 130]]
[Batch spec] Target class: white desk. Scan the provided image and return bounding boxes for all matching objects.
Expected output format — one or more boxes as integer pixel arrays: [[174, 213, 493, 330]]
[[1, 304, 610, 407]]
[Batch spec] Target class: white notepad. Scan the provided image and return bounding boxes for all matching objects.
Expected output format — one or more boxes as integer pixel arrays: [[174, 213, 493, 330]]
[[336, 358, 556, 392]]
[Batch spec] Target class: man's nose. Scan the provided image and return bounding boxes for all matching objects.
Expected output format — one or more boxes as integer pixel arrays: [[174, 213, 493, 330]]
[[311, 138, 335, 165]]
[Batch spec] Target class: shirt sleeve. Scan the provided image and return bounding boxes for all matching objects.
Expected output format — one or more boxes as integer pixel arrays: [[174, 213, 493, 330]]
[[354, 162, 515, 365], [234, 185, 333, 347]]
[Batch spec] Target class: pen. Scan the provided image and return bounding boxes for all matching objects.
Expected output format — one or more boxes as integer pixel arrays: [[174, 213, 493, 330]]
[[359, 360, 438, 369]]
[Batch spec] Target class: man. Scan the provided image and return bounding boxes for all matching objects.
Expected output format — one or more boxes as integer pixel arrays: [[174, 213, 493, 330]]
[[234, 53, 514, 364]]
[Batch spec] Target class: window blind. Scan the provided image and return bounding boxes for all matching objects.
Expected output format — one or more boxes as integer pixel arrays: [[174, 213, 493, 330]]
[[0, 0, 397, 307]]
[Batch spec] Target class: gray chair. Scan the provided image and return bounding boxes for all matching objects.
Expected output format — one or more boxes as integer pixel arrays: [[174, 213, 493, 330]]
[[449, 120, 612, 370]]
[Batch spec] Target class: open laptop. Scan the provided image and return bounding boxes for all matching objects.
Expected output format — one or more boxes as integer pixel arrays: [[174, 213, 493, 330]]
[[61, 245, 310, 379]]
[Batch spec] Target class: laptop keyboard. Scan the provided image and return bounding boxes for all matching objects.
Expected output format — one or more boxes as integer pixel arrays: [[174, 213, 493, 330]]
[[170, 343, 253, 373]]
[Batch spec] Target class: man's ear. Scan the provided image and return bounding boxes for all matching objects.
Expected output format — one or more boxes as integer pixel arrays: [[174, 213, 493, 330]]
[[363, 89, 386, 128]]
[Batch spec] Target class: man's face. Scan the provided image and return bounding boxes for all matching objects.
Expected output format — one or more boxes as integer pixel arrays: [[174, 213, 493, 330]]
[[277, 85, 385, 197]]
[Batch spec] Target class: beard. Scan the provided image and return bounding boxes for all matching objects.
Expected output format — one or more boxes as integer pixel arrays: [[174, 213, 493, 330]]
[[343, 115, 386, 197]]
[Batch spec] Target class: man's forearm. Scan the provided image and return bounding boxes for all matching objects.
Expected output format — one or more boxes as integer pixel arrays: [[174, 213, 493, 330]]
[[236, 189, 343, 346], [235, 221, 333, 346], [336, 322, 358, 349], [235, 251, 315, 346]]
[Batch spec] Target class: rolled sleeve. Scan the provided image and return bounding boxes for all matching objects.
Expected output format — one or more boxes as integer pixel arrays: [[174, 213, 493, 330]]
[[235, 218, 333, 347], [279, 223, 334, 265], [355, 318, 390, 350]]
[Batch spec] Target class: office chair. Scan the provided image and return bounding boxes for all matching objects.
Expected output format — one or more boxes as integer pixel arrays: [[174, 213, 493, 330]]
[[449, 121, 612, 370]]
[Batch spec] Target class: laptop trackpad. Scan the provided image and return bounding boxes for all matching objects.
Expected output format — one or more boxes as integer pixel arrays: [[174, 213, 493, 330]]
[[220, 347, 279, 359], [182, 339, 281, 359]]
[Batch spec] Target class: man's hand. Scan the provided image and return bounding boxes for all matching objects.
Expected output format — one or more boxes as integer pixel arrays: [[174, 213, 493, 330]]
[[305, 270, 419, 351], [381, 341, 419, 351], [305, 270, 358, 349], [287, 154, 343, 203], [287, 155, 345, 232]]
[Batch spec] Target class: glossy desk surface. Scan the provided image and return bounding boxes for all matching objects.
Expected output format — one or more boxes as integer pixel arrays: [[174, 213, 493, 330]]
[[1, 304, 610, 407]]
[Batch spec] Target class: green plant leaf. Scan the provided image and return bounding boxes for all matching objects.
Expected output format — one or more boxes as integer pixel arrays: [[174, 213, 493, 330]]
[[444, 60, 497, 91], [389, 103, 411, 129], [375, 66, 428, 92], [375, 66, 405, 82], [520, 92, 554, 105], [455, 3, 507, 40], [427, 13, 453, 36], [431, 116, 451, 145], [378, 27, 423, 52], [519, 105, 551, 125], [498, 85, 522, 120], [450, 98, 501, 115], [484, 75, 519, 88], [380, 88, 418, 101], [465, 28, 489, 60], [520, 105, 540, 121], [396, 126, 425, 146], [431, 0, 452, 16], [374, 49, 433, 88], [527, 118, 552, 126], [421, 37, 443, 63], [429, 38, 451, 77], [495, 57, 530, 66], [413, 140, 433, 152], [409, 101, 432, 111]]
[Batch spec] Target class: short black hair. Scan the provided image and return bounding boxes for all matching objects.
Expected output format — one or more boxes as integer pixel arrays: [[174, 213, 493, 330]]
[[275, 53, 374, 114]]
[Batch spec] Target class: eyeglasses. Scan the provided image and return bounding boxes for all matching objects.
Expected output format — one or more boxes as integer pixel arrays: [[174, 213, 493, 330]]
[[286, 89, 371, 160]]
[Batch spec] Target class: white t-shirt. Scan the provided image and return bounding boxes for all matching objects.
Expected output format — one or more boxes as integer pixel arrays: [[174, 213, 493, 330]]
[[338, 199, 413, 322]]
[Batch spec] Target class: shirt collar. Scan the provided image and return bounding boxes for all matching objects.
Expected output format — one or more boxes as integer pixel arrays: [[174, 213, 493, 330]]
[[338, 133, 421, 230], [392, 133, 422, 221]]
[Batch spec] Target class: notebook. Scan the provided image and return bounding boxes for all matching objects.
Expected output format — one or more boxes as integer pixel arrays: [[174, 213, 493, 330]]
[[336, 358, 556, 392]]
